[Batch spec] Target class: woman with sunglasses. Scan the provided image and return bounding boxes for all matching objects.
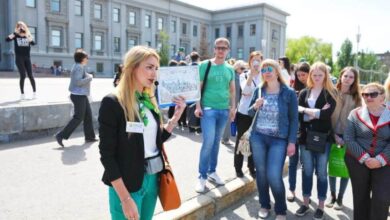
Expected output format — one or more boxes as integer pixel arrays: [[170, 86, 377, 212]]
[[248, 59, 298, 220], [326, 67, 362, 210], [233, 51, 263, 178], [295, 62, 337, 220], [344, 83, 390, 220]]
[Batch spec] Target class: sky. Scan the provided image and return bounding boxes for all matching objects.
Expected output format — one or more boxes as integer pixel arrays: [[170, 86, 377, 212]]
[[179, 0, 390, 58]]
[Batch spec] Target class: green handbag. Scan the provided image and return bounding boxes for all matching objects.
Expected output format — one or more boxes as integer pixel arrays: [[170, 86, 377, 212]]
[[328, 144, 349, 178]]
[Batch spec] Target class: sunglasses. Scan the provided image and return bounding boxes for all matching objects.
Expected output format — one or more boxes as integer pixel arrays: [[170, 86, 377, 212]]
[[214, 46, 229, 51], [261, 66, 273, 74], [361, 92, 381, 98]]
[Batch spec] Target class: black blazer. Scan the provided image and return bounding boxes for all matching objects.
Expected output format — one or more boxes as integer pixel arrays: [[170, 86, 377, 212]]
[[298, 88, 336, 144], [98, 94, 171, 192]]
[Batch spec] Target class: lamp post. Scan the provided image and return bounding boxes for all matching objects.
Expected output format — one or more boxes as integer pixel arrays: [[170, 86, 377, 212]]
[[355, 26, 361, 69]]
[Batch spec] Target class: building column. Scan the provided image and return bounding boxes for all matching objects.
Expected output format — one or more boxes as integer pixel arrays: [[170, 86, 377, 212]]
[[231, 23, 237, 58]]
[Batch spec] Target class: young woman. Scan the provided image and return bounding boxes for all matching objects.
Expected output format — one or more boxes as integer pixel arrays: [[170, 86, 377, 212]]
[[295, 62, 337, 220], [248, 59, 298, 220], [6, 21, 36, 100], [98, 46, 186, 220], [344, 83, 390, 220], [278, 56, 292, 86], [327, 67, 362, 210], [287, 62, 310, 202], [234, 51, 262, 178], [54, 49, 96, 147]]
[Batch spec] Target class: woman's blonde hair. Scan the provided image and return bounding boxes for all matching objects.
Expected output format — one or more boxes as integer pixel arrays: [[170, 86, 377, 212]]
[[14, 21, 32, 38], [115, 46, 160, 123], [260, 59, 287, 87], [307, 62, 337, 100], [384, 73, 390, 102]]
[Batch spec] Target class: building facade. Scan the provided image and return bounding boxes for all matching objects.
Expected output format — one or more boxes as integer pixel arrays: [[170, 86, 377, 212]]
[[0, 0, 289, 76]]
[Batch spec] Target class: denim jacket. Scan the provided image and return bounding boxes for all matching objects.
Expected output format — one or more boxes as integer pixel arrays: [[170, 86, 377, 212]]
[[248, 84, 298, 143]]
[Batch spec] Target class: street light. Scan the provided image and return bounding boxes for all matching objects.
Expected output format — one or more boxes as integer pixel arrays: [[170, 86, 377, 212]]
[[355, 26, 361, 69]]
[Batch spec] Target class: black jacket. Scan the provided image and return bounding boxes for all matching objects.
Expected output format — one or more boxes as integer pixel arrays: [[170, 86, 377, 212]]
[[6, 33, 35, 57], [298, 88, 336, 144], [98, 94, 171, 192]]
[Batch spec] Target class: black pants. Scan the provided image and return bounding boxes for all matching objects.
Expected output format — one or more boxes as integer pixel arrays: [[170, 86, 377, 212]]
[[234, 112, 255, 172], [15, 56, 36, 94], [58, 94, 95, 140], [345, 155, 390, 220]]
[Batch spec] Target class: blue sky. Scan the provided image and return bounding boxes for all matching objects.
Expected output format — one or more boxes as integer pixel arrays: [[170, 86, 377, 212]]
[[179, 0, 390, 57]]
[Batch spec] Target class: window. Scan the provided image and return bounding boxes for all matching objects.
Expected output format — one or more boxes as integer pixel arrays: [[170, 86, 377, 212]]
[[171, 20, 176, 33], [238, 25, 243, 37], [215, 28, 220, 39], [114, 37, 120, 52], [157, 17, 163, 30], [145, 41, 151, 47], [94, 3, 102, 19], [226, 27, 231, 38], [74, 0, 83, 16], [96, 63, 104, 73], [193, 25, 198, 37], [129, 11, 135, 25], [26, 0, 35, 7], [249, 47, 255, 53], [94, 34, 102, 50], [51, 30, 61, 47], [237, 48, 243, 59], [182, 23, 187, 35], [250, 24, 256, 36], [272, 29, 278, 41], [171, 44, 176, 56], [145, 15, 151, 28], [128, 37, 138, 49], [51, 0, 60, 12], [113, 8, 120, 22], [75, 33, 83, 49], [29, 27, 37, 42]]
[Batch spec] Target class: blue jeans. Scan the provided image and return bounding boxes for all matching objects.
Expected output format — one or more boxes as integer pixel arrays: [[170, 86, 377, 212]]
[[288, 144, 300, 192], [250, 132, 287, 215], [329, 176, 349, 199], [198, 108, 229, 179], [300, 143, 331, 201]]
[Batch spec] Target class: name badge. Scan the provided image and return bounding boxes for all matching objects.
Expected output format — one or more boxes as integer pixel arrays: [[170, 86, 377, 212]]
[[126, 122, 144, 133]]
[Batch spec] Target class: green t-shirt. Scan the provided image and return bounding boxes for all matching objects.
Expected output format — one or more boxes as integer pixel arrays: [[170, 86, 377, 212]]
[[199, 60, 234, 109]]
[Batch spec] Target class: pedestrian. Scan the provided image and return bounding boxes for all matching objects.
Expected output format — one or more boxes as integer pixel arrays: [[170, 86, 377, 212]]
[[5, 21, 36, 100], [54, 49, 97, 147], [287, 62, 310, 202], [248, 59, 298, 220], [98, 46, 186, 220], [234, 52, 263, 178], [326, 67, 362, 210], [278, 56, 292, 86], [194, 37, 236, 193], [113, 64, 123, 87], [384, 73, 390, 106], [344, 83, 390, 220], [295, 62, 337, 220]]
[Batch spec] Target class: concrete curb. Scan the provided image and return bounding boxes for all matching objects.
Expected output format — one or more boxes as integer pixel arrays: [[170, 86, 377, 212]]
[[154, 161, 289, 220]]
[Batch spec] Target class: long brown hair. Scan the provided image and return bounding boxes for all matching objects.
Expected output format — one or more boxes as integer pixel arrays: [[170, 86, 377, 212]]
[[306, 62, 337, 100], [336, 66, 362, 106]]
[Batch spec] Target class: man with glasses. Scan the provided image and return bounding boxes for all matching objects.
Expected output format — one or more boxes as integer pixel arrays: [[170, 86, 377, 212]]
[[194, 38, 236, 193]]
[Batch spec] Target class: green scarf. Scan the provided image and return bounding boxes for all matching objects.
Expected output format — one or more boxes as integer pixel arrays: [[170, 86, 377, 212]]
[[135, 91, 160, 126]]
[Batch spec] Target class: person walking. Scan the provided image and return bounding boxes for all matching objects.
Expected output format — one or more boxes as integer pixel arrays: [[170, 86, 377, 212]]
[[248, 59, 298, 220], [98, 46, 186, 220], [54, 49, 96, 147], [5, 21, 36, 100], [194, 38, 235, 193], [295, 62, 337, 220]]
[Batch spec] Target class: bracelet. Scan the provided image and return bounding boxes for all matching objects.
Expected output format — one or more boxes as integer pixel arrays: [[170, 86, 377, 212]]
[[121, 196, 131, 204]]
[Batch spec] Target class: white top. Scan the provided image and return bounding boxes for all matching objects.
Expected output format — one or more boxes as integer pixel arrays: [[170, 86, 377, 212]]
[[280, 69, 291, 85], [238, 71, 262, 115], [143, 108, 159, 158]]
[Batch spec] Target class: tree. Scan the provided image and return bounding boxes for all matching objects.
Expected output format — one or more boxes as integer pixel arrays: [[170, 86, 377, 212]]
[[286, 36, 333, 66], [158, 31, 170, 66], [336, 39, 354, 71], [199, 24, 210, 60]]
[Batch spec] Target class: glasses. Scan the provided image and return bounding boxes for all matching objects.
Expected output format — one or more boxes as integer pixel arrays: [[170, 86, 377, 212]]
[[361, 92, 381, 98], [261, 66, 273, 74], [214, 46, 229, 51]]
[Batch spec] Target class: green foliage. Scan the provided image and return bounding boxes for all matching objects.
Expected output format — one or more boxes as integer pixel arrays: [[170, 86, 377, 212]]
[[337, 39, 354, 70], [158, 31, 170, 66]]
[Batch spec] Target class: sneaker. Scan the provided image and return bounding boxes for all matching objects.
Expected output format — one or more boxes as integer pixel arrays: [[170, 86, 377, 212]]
[[236, 170, 244, 178], [195, 178, 206, 193], [275, 215, 286, 220], [295, 205, 310, 217], [32, 92, 36, 99], [54, 133, 64, 147], [313, 208, 324, 220], [20, 94, 25, 100], [325, 197, 336, 208], [258, 208, 270, 219], [334, 200, 343, 210], [208, 172, 224, 185], [221, 140, 232, 145], [287, 191, 295, 202]]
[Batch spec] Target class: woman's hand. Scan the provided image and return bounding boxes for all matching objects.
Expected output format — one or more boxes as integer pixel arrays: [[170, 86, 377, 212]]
[[253, 97, 264, 110], [171, 96, 186, 121], [121, 197, 139, 220], [287, 143, 295, 157], [8, 33, 15, 39]]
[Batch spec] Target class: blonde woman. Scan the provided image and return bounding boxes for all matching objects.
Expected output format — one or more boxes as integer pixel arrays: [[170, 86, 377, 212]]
[[98, 46, 186, 220], [6, 21, 36, 100]]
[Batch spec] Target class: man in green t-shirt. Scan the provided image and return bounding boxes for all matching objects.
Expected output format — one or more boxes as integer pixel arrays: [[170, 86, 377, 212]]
[[194, 38, 236, 193]]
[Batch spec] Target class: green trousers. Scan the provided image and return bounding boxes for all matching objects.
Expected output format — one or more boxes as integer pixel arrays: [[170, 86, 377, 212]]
[[109, 174, 158, 220]]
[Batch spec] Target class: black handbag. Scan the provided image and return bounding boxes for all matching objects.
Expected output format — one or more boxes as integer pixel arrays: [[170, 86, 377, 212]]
[[188, 60, 212, 128], [305, 130, 328, 153]]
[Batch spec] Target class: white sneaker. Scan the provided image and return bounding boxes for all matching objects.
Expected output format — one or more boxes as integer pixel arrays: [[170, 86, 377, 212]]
[[258, 208, 270, 219], [275, 215, 286, 220], [20, 94, 25, 100], [208, 172, 224, 185], [195, 178, 206, 193], [32, 92, 36, 99]]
